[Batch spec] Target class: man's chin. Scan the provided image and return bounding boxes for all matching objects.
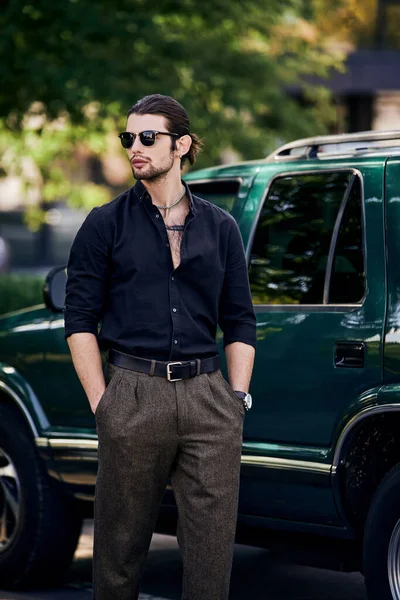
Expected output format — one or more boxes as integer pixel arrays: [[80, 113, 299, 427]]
[[131, 163, 172, 182], [132, 167, 151, 181]]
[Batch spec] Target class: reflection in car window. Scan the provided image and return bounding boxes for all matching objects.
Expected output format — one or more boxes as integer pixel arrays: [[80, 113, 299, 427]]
[[249, 171, 363, 305], [329, 179, 365, 303], [187, 180, 240, 214]]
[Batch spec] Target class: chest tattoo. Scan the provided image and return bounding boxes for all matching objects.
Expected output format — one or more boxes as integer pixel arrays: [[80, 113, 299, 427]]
[[163, 213, 188, 269]]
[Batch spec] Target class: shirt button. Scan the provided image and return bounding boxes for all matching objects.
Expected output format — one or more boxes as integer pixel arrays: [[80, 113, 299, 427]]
[[155, 214, 160, 218], [174, 339, 178, 344], [172, 308, 177, 312], [166, 243, 169, 247], [171, 276, 175, 281]]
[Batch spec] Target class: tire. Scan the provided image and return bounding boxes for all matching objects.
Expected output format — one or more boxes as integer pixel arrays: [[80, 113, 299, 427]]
[[364, 463, 400, 599], [0, 403, 83, 589]]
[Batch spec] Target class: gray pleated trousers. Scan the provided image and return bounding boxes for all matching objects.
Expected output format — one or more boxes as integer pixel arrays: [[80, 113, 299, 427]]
[[92, 360, 245, 600]]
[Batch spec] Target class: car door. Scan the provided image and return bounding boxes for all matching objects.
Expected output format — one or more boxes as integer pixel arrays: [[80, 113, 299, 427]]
[[244, 164, 385, 449]]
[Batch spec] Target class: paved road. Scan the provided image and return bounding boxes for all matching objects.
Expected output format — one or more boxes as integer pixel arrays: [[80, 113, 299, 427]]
[[0, 520, 367, 600]]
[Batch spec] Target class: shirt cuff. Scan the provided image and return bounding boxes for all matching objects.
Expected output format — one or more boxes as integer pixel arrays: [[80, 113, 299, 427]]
[[64, 306, 101, 340], [64, 326, 99, 340], [222, 323, 256, 350]]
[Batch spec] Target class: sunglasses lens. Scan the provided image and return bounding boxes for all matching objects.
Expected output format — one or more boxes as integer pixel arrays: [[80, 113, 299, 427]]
[[119, 133, 134, 148], [140, 131, 156, 146]]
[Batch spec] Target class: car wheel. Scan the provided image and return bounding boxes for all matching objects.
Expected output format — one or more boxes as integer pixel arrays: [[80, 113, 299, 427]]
[[364, 463, 400, 599], [0, 403, 83, 589]]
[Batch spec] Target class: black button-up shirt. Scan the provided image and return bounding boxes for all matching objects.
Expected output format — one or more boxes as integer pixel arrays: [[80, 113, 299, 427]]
[[64, 179, 256, 361]]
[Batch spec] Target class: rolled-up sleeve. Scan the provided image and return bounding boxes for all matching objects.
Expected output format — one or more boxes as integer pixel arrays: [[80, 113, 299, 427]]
[[64, 207, 109, 340], [218, 217, 256, 350]]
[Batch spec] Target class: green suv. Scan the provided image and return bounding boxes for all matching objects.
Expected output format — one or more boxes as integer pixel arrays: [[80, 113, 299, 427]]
[[1, 130, 400, 599]]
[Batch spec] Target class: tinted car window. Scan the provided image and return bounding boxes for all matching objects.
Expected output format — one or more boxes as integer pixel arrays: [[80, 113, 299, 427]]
[[328, 178, 365, 303], [249, 171, 357, 305], [187, 180, 241, 213]]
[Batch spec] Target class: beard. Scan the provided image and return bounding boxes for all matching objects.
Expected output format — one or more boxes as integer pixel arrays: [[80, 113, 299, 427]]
[[132, 151, 175, 182]]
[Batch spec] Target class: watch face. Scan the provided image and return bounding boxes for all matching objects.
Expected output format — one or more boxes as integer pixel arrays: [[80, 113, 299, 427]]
[[244, 393, 252, 410]]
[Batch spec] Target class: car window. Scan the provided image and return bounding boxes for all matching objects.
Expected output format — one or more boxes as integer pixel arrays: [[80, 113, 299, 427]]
[[187, 179, 241, 214], [249, 171, 364, 305], [328, 178, 365, 303]]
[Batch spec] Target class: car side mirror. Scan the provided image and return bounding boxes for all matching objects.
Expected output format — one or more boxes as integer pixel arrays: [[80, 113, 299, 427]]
[[43, 265, 67, 312]]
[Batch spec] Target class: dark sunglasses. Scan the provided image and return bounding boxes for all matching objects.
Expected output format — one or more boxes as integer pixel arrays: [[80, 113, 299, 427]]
[[118, 130, 180, 149]]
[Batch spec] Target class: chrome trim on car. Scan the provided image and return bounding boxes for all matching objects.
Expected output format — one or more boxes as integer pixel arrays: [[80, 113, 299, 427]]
[[266, 130, 400, 162], [42, 406, 400, 477], [55, 453, 98, 462], [0, 381, 39, 437], [38, 438, 334, 475], [241, 455, 333, 474], [43, 407, 400, 474], [74, 493, 95, 501], [46, 438, 98, 450], [35, 437, 50, 448], [333, 403, 400, 467], [186, 176, 244, 186]]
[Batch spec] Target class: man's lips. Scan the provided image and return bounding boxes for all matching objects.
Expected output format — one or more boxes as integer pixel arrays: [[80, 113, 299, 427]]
[[131, 159, 147, 167]]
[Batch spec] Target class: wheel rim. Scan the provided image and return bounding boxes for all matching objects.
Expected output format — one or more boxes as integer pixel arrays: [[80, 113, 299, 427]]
[[0, 447, 21, 553], [388, 517, 400, 599]]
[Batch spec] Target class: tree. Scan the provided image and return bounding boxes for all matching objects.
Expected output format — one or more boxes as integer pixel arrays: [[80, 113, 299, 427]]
[[309, 0, 400, 50], [0, 0, 345, 214]]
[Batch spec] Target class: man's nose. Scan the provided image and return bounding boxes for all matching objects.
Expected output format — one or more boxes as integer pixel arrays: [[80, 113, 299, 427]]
[[131, 134, 145, 152]]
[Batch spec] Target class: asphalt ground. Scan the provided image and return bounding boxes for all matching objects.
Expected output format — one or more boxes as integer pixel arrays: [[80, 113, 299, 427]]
[[0, 520, 367, 600]]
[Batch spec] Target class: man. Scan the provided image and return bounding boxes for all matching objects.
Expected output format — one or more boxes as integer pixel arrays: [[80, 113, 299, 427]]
[[64, 94, 256, 600]]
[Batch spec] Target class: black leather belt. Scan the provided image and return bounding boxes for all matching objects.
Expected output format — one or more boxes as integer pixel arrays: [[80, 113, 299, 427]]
[[108, 348, 221, 381]]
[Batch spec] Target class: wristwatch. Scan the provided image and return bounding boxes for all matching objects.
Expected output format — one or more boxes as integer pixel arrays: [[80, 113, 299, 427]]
[[234, 390, 253, 411]]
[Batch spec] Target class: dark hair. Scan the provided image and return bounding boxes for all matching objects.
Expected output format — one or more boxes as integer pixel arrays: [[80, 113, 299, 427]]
[[127, 94, 203, 166]]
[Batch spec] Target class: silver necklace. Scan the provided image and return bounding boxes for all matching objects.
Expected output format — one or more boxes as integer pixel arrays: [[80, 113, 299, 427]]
[[153, 185, 186, 210]]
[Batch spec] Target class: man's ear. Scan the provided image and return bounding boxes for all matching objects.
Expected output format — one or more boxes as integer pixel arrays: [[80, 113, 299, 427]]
[[177, 134, 192, 157]]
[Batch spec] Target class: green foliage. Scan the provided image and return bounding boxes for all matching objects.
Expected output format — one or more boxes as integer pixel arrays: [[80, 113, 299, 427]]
[[0, 0, 344, 211], [0, 273, 44, 315], [0, 117, 112, 221]]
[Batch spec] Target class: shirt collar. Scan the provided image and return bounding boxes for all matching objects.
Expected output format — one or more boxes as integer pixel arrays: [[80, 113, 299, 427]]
[[134, 179, 196, 215]]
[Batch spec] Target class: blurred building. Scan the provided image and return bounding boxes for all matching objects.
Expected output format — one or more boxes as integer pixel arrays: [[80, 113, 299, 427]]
[[330, 50, 400, 132], [322, 0, 400, 132]]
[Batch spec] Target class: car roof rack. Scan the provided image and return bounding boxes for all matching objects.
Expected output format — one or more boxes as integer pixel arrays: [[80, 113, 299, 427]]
[[265, 130, 400, 162]]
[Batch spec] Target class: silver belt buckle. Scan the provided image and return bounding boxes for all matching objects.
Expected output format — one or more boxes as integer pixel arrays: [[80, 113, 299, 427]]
[[167, 361, 183, 382]]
